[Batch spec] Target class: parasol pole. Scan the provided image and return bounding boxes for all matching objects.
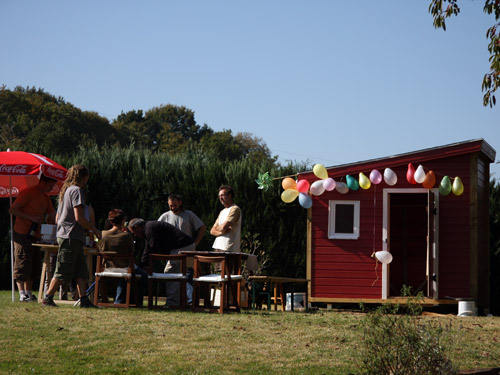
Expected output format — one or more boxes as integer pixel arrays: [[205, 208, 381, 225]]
[[9, 176, 15, 302]]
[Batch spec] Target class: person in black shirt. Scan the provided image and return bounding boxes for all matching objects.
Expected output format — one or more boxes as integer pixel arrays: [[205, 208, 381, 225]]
[[128, 219, 194, 307]]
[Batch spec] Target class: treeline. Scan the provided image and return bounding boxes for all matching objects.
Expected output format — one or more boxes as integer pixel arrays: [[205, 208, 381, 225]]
[[0, 86, 275, 163], [0, 85, 308, 289]]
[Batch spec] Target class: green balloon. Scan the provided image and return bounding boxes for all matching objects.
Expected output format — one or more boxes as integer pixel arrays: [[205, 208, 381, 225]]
[[439, 176, 452, 196], [346, 175, 359, 191]]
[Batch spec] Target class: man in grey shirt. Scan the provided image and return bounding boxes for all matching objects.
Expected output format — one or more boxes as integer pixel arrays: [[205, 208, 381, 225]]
[[158, 194, 205, 304]]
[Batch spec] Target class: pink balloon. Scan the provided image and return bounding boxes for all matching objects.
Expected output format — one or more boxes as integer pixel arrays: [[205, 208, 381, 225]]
[[323, 177, 336, 191], [296, 179, 310, 193], [369, 169, 382, 184]]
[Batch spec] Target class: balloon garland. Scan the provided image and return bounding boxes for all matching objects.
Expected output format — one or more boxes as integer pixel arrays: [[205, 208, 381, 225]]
[[257, 163, 465, 211]]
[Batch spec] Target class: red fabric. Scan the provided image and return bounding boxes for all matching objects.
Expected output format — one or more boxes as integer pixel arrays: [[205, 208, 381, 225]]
[[0, 151, 67, 197]]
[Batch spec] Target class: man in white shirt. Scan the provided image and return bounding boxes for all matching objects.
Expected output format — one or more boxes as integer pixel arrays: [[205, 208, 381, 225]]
[[210, 185, 241, 254]]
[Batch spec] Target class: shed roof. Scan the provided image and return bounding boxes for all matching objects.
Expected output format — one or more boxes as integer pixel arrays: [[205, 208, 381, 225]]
[[299, 139, 496, 178]]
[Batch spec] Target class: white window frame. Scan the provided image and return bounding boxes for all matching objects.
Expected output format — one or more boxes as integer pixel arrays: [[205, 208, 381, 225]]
[[328, 200, 360, 239]]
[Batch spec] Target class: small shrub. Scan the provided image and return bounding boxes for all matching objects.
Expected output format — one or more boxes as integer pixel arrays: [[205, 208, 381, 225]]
[[357, 287, 457, 375]]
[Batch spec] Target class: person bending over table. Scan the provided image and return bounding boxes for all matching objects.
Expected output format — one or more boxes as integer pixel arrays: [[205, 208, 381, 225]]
[[128, 219, 195, 308]]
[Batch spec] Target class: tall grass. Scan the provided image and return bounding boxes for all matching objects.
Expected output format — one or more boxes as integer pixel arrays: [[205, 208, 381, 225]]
[[0, 147, 309, 288]]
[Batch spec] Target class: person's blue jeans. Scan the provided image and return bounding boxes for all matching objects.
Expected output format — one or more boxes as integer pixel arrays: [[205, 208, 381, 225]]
[[186, 267, 194, 304], [115, 264, 148, 306]]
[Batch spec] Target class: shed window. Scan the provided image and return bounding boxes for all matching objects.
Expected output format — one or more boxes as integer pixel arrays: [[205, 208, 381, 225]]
[[328, 200, 360, 239]]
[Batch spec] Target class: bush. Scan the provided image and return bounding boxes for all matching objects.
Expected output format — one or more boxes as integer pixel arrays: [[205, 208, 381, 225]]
[[357, 288, 457, 375]]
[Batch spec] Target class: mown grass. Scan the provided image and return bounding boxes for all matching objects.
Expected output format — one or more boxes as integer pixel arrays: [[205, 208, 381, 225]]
[[0, 291, 499, 374]]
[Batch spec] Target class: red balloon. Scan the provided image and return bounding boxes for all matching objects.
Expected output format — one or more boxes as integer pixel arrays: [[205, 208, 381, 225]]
[[406, 163, 416, 184], [422, 171, 436, 189]]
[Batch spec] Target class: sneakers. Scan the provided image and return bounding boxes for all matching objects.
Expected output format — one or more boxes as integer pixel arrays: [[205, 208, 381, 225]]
[[20, 294, 37, 302], [42, 295, 57, 307], [80, 296, 99, 309]]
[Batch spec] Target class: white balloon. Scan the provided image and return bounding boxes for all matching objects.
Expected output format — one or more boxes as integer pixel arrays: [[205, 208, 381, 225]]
[[310, 180, 325, 196], [414, 165, 425, 184], [323, 177, 336, 191], [375, 251, 393, 264], [383, 168, 398, 186], [335, 181, 349, 194]]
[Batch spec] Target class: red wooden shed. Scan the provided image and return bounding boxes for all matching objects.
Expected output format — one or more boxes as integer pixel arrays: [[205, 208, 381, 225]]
[[298, 139, 496, 313]]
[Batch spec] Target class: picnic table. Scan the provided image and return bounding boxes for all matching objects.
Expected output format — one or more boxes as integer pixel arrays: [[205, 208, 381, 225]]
[[32, 243, 97, 304]]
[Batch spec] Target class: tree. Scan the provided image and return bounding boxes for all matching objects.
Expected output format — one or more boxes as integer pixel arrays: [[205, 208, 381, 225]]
[[112, 109, 152, 149], [234, 132, 277, 164], [0, 86, 118, 155], [429, 0, 500, 107], [199, 129, 242, 160], [112, 104, 215, 153]]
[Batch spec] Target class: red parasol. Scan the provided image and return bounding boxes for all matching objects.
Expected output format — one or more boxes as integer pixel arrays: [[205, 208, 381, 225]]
[[0, 151, 67, 197], [0, 150, 67, 301]]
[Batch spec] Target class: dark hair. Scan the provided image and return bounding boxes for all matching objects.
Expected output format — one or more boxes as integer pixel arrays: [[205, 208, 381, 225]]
[[103, 219, 113, 231], [108, 209, 125, 226], [40, 174, 57, 183], [128, 218, 145, 230], [219, 185, 234, 199], [168, 194, 183, 202]]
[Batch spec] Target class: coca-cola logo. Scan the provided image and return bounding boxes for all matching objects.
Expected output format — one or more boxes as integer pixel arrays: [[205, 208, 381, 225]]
[[0, 186, 19, 196], [0, 164, 28, 174], [45, 167, 66, 179]]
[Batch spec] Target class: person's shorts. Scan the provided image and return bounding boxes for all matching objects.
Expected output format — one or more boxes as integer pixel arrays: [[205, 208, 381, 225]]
[[13, 232, 41, 281], [53, 238, 89, 283]]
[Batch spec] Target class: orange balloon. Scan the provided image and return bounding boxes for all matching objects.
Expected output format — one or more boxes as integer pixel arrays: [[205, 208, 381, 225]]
[[282, 177, 297, 190], [422, 171, 436, 189]]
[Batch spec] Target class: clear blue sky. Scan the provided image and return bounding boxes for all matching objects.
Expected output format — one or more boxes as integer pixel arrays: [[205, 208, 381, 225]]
[[1, 1, 499, 179]]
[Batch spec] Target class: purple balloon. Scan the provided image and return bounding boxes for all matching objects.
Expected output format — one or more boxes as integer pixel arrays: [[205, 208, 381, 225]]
[[323, 177, 336, 191], [370, 169, 383, 184]]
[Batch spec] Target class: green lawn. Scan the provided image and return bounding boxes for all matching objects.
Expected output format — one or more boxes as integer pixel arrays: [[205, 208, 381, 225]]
[[0, 291, 499, 375]]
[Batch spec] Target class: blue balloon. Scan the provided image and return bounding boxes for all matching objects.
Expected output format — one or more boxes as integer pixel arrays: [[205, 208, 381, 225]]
[[298, 193, 312, 209]]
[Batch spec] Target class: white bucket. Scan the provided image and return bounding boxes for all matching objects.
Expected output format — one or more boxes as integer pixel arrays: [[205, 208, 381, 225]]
[[210, 289, 221, 307], [458, 300, 476, 317], [285, 292, 306, 311]]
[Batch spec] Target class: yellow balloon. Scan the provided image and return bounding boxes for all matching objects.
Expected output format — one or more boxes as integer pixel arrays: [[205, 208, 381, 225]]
[[313, 164, 328, 180], [281, 189, 299, 203], [282, 177, 297, 190], [452, 176, 464, 196], [359, 172, 371, 190]]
